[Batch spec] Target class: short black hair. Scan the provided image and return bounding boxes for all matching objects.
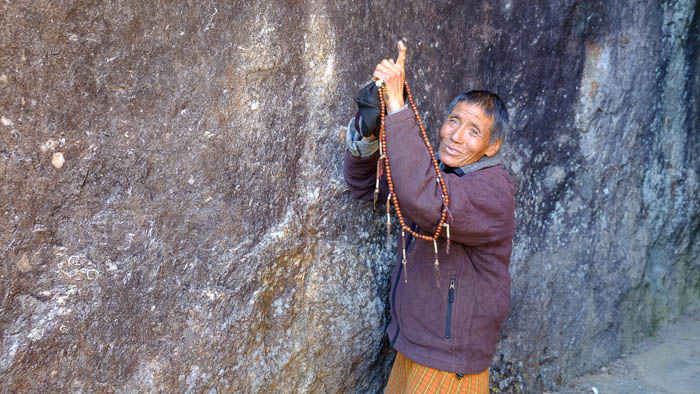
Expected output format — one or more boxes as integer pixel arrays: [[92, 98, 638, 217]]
[[446, 90, 509, 144]]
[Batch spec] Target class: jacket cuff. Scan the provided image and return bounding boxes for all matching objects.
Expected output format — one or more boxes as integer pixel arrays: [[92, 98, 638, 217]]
[[385, 105, 418, 129], [346, 117, 379, 157], [388, 104, 409, 115]]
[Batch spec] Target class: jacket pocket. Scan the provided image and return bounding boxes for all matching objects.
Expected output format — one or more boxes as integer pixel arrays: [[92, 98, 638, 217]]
[[445, 275, 456, 338]]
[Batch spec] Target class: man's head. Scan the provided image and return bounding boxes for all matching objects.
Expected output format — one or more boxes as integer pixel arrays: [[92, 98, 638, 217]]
[[438, 90, 509, 168]]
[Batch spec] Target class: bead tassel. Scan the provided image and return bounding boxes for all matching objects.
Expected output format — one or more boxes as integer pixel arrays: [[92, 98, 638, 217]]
[[443, 223, 451, 255], [401, 230, 408, 283], [374, 132, 384, 209], [373, 177, 380, 209], [385, 193, 392, 248], [433, 239, 440, 288]]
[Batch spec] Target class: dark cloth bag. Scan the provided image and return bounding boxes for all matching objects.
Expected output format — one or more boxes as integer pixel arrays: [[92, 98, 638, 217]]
[[354, 82, 381, 138]]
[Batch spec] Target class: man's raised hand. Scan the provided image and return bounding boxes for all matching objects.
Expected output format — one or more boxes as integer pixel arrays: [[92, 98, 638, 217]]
[[373, 41, 407, 113]]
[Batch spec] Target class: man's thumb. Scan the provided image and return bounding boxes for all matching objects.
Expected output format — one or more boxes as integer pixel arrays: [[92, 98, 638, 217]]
[[396, 41, 407, 68]]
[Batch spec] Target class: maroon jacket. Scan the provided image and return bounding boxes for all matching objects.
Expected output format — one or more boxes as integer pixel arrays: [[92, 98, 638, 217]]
[[343, 108, 515, 374]]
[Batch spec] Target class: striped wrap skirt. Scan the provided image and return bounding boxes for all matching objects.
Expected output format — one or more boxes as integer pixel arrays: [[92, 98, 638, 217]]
[[385, 352, 490, 394]]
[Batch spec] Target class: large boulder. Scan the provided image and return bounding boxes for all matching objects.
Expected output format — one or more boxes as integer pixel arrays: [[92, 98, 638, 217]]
[[0, 0, 697, 392]]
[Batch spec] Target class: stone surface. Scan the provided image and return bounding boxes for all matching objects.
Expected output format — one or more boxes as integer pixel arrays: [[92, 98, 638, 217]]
[[0, 0, 698, 392]]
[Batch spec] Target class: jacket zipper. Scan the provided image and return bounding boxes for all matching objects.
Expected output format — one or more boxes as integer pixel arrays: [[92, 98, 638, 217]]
[[445, 275, 455, 338]]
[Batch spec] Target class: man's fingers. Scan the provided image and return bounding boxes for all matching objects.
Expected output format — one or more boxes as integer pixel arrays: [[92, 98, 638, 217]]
[[381, 59, 398, 72], [379, 59, 403, 76], [376, 62, 395, 77], [396, 41, 407, 68], [373, 68, 389, 82]]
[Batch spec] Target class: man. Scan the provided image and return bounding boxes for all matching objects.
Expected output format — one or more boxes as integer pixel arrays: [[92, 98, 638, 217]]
[[343, 42, 515, 393]]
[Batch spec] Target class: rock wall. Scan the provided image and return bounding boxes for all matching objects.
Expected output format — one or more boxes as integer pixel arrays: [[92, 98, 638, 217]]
[[1, 0, 697, 392]]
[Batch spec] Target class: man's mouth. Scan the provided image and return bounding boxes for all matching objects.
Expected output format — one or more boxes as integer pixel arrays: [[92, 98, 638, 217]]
[[443, 144, 462, 156]]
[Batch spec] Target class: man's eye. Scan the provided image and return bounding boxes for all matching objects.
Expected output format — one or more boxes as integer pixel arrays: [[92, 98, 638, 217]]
[[449, 119, 457, 125], [470, 129, 479, 136]]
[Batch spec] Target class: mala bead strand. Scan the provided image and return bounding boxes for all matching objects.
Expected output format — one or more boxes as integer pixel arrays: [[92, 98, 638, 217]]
[[378, 82, 450, 242], [375, 80, 451, 285], [381, 84, 449, 236]]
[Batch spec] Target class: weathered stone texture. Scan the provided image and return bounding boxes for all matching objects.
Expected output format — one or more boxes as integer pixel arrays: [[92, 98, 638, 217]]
[[0, 0, 697, 392]]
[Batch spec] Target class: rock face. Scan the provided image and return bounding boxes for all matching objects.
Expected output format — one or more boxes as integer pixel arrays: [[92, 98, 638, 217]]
[[0, 0, 697, 392]]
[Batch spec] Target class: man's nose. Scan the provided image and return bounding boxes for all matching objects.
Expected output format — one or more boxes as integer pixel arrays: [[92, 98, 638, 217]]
[[450, 125, 468, 143]]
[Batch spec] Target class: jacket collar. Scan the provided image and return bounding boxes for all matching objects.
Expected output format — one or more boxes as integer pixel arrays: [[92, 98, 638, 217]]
[[439, 152, 503, 176]]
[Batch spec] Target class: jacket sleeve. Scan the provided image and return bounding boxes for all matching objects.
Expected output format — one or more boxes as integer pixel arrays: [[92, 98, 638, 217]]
[[343, 112, 394, 202], [343, 149, 380, 201], [383, 109, 515, 246]]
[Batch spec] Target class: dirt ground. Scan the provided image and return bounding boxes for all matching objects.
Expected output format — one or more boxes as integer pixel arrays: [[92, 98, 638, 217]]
[[552, 309, 700, 394]]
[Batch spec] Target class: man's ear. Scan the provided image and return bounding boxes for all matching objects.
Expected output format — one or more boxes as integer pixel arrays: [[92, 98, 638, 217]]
[[484, 138, 502, 157]]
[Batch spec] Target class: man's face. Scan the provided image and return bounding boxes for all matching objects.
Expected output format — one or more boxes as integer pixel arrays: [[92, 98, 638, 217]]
[[438, 101, 501, 168]]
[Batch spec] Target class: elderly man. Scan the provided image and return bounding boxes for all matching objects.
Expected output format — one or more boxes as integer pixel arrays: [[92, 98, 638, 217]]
[[343, 42, 515, 393]]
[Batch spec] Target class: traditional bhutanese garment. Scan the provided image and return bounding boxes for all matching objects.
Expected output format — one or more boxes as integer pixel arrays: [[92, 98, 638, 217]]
[[385, 352, 489, 394]]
